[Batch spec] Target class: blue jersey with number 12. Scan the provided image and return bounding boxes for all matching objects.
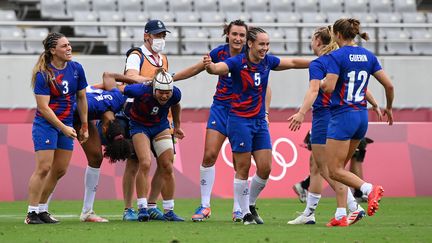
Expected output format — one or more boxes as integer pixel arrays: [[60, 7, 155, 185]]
[[224, 53, 280, 118], [327, 46, 382, 114]]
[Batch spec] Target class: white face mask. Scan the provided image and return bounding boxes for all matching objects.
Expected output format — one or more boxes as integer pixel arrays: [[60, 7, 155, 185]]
[[151, 38, 165, 53]]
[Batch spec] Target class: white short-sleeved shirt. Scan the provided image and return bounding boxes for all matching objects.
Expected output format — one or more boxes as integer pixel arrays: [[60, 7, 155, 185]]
[[125, 45, 163, 71]]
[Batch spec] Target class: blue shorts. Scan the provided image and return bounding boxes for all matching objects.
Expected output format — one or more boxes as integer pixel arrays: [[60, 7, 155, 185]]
[[327, 110, 368, 141], [129, 120, 170, 140], [206, 103, 229, 136], [227, 116, 271, 153], [310, 107, 331, 145], [32, 118, 74, 151]]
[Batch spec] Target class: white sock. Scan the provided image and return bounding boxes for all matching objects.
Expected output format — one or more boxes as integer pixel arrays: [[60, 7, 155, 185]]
[[82, 166, 100, 214], [200, 165, 215, 208], [249, 174, 268, 206], [303, 192, 321, 216], [360, 183, 373, 196], [148, 202, 157, 209], [38, 203, 49, 213], [347, 189, 358, 212], [234, 178, 250, 217], [163, 199, 174, 211], [137, 198, 148, 209], [335, 207, 347, 220], [46, 192, 54, 205], [28, 205, 39, 214], [233, 179, 241, 212]]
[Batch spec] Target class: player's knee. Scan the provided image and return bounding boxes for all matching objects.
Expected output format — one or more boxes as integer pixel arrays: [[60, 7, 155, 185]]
[[202, 150, 218, 167], [88, 153, 103, 168], [35, 165, 51, 178], [138, 160, 151, 174], [328, 169, 342, 181]]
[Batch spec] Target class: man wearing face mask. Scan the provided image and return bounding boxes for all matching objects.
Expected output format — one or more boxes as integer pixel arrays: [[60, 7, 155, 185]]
[[121, 19, 174, 222]]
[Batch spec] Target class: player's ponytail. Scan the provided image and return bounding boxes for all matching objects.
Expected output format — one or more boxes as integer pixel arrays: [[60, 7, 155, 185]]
[[31, 32, 65, 89], [104, 120, 132, 163], [314, 25, 339, 55], [333, 18, 369, 41]]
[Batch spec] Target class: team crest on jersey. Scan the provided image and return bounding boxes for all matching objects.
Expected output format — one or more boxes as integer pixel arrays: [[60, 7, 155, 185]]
[[211, 120, 216, 125], [150, 106, 159, 115], [239, 142, 245, 147]]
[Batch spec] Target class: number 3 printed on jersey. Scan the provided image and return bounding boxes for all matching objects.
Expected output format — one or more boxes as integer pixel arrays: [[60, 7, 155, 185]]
[[62, 80, 69, 94], [347, 70, 368, 102], [254, 73, 261, 86]]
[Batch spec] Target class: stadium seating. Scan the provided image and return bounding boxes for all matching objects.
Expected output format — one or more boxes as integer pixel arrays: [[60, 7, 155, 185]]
[[0, 27, 27, 54], [24, 27, 49, 54], [1, 0, 431, 55]]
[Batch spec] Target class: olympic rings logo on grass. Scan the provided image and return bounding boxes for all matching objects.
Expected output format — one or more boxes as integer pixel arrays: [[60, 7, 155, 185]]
[[221, 137, 298, 181]]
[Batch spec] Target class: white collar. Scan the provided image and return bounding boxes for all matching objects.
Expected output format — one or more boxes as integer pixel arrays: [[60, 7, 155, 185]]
[[140, 45, 163, 66]]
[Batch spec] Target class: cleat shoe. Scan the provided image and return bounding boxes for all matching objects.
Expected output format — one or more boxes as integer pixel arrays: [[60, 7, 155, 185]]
[[326, 216, 348, 227], [123, 208, 138, 221], [38, 211, 60, 224], [148, 207, 165, 221], [232, 211, 243, 222], [24, 212, 44, 224], [243, 213, 257, 225], [292, 183, 307, 203], [191, 206, 211, 222], [287, 213, 316, 225], [164, 210, 185, 222], [80, 211, 108, 223], [367, 185, 384, 216], [137, 208, 150, 222], [348, 205, 366, 225], [249, 205, 264, 224]]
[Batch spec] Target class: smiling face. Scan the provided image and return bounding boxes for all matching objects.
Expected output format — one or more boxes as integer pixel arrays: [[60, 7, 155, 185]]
[[248, 32, 269, 63], [227, 25, 247, 53], [154, 89, 173, 105], [50, 37, 72, 62]]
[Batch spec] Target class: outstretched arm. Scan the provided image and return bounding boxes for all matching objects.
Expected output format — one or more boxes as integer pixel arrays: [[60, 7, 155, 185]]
[[93, 72, 151, 91], [203, 54, 229, 75], [274, 57, 311, 71], [173, 61, 206, 81]]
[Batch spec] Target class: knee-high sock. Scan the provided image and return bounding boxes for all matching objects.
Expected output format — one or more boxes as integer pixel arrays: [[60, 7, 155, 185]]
[[200, 165, 215, 208], [303, 192, 321, 216], [82, 166, 100, 214], [234, 178, 250, 217], [249, 174, 267, 206]]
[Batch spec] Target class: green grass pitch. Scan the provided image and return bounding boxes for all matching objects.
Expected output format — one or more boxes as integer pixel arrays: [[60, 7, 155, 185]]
[[1, 197, 431, 243]]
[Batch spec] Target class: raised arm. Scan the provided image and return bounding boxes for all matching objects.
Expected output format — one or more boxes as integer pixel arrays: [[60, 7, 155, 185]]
[[173, 61, 206, 81], [274, 57, 311, 71], [288, 79, 320, 131], [203, 54, 229, 75], [373, 69, 395, 125]]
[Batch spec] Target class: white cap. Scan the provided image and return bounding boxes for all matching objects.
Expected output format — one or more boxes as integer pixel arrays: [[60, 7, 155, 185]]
[[153, 70, 173, 95]]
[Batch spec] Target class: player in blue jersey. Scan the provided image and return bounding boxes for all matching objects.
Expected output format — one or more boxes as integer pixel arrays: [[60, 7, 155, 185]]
[[174, 20, 270, 222], [26, 33, 89, 224], [204, 27, 310, 225], [320, 18, 394, 226], [123, 68, 185, 221], [287, 26, 382, 226]]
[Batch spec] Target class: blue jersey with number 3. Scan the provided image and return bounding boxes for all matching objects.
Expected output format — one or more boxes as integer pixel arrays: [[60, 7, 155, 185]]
[[327, 46, 382, 114], [33, 61, 88, 125], [224, 53, 280, 118]]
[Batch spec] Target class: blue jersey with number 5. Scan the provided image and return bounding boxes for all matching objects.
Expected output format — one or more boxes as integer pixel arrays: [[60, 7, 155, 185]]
[[224, 53, 280, 118], [327, 46, 382, 114], [33, 61, 88, 124]]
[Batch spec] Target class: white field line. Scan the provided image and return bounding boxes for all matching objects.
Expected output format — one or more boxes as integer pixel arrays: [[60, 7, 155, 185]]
[[0, 214, 123, 219]]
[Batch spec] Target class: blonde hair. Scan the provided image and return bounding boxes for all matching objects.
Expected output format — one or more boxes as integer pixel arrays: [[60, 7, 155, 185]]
[[314, 25, 339, 55], [31, 32, 65, 89]]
